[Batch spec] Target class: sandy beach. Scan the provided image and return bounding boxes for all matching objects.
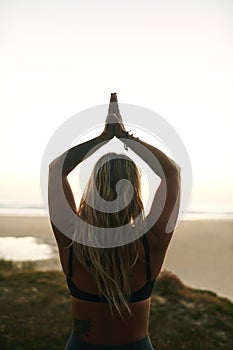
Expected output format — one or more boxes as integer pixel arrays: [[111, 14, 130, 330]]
[[0, 215, 232, 301], [163, 219, 233, 302]]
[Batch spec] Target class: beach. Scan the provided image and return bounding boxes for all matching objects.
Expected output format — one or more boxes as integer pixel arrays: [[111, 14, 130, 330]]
[[0, 215, 232, 301], [0, 216, 60, 270], [164, 219, 233, 302]]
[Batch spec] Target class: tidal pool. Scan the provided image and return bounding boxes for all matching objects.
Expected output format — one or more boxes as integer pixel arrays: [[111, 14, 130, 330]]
[[0, 236, 54, 261]]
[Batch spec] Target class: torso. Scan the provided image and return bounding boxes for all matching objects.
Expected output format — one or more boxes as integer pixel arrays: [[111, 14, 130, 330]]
[[57, 230, 164, 346]]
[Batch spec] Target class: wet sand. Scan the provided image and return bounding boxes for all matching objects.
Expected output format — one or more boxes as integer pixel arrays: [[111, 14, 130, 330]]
[[0, 215, 60, 270]]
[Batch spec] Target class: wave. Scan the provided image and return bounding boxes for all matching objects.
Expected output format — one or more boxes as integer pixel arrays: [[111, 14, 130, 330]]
[[0, 200, 45, 216], [180, 210, 233, 221], [0, 201, 232, 220]]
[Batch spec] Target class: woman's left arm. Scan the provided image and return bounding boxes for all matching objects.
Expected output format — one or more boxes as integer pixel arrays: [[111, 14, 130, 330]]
[[48, 129, 113, 247]]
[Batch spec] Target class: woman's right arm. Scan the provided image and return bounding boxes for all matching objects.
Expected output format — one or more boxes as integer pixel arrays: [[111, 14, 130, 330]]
[[117, 130, 181, 251]]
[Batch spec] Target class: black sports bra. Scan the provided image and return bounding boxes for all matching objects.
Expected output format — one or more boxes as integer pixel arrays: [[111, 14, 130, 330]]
[[66, 234, 155, 303]]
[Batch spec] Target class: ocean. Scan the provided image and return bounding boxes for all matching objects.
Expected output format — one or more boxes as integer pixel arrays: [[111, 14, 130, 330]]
[[0, 200, 232, 220]]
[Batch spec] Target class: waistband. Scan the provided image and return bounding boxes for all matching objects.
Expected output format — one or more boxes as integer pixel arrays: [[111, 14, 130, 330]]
[[65, 332, 154, 350]]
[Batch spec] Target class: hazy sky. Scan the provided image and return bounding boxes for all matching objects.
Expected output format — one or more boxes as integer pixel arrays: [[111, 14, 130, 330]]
[[0, 0, 232, 212]]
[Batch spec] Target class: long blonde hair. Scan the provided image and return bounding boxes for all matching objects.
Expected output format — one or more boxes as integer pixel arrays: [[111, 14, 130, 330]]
[[73, 153, 145, 318]]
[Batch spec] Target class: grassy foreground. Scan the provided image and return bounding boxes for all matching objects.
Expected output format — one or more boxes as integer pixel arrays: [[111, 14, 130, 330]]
[[0, 260, 232, 350]]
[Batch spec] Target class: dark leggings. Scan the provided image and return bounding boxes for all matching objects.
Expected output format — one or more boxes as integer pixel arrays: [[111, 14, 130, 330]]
[[65, 332, 155, 350]]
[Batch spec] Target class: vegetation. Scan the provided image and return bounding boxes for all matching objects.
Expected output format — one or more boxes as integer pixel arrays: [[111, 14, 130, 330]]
[[149, 271, 233, 349], [0, 261, 232, 350]]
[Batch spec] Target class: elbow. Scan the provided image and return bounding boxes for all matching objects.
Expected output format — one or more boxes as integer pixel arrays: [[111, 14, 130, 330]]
[[49, 162, 55, 177], [167, 161, 181, 177], [163, 163, 181, 187], [49, 159, 57, 170], [175, 164, 181, 174], [49, 160, 59, 179], [170, 159, 181, 173], [49, 159, 67, 179], [173, 165, 181, 184], [49, 158, 60, 173]]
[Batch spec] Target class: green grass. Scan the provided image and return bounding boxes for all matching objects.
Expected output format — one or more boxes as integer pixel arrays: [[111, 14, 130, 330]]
[[0, 263, 232, 350], [0, 259, 15, 270], [0, 259, 37, 271]]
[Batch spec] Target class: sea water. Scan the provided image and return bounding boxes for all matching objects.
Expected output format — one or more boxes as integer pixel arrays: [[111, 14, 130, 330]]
[[0, 236, 54, 261]]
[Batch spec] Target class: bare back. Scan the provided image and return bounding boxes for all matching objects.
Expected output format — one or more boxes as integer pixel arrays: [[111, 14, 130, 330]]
[[55, 228, 167, 346]]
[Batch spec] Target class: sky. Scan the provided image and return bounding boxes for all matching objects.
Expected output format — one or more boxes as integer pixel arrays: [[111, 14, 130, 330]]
[[0, 0, 233, 212]]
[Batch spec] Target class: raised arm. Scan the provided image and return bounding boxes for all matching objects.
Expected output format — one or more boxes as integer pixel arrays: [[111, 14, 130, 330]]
[[114, 119, 180, 251], [101, 92, 180, 249], [48, 118, 114, 247]]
